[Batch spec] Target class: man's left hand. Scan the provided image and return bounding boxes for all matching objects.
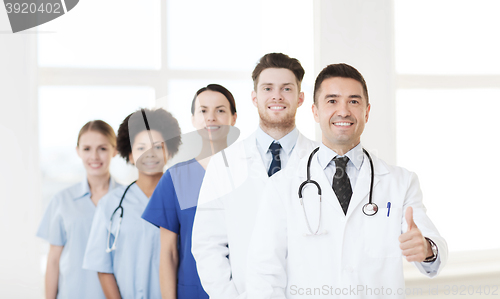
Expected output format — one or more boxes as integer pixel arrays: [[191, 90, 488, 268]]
[[398, 206, 433, 262]]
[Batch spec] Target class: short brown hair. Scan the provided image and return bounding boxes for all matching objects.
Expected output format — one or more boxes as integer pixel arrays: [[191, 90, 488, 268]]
[[252, 53, 305, 91], [77, 120, 116, 147], [313, 63, 369, 105]]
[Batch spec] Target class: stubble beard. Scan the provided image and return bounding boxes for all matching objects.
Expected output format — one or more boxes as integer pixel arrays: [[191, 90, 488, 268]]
[[258, 106, 296, 132]]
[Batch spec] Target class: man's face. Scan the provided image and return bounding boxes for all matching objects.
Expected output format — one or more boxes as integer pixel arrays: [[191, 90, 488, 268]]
[[252, 68, 304, 128], [312, 77, 370, 151]]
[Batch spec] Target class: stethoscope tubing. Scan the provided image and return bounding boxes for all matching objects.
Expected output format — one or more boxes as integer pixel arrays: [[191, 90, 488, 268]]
[[298, 147, 377, 235], [106, 180, 137, 252]]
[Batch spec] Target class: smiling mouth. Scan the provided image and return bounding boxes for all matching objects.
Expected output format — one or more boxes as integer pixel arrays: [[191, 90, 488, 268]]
[[268, 106, 286, 111], [205, 126, 221, 131], [333, 122, 353, 127], [89, 163, 102, 169]]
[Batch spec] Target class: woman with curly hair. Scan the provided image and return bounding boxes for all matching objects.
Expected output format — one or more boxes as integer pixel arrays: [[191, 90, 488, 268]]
[[142, 84, 237, 298], [83, 108, 181, 299]]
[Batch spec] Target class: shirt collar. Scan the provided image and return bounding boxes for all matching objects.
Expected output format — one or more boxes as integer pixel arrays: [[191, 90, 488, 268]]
[[318, 142, 364, 170], [75, 176, 117, 200], [256, 126, 299, 155]]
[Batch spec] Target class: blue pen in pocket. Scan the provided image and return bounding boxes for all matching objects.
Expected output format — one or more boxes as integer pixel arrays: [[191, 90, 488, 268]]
[[387, 202, 391, 217]]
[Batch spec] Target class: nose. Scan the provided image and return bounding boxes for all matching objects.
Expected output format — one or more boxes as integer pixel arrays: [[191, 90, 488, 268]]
[[145, 145, 158, 158], [336, 101, 351, 117], [204, 110, 217, 123], [271, 89, 283, 101], [90, 149, 99, 160]]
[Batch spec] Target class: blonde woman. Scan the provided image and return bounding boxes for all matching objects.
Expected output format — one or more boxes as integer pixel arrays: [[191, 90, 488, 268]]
[[37, 120, 121, 299]]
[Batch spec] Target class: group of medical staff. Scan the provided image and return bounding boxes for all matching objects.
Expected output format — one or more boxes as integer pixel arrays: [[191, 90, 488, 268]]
[[37, 53, 447, 299]]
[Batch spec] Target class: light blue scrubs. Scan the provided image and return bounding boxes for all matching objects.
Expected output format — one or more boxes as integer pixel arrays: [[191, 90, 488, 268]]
[[36, 177, 120, 299], [83, 183, 161, 299]]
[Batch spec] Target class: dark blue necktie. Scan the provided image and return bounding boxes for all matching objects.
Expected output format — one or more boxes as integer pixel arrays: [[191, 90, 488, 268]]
[[332, 156, 352, 215], [268, 142, 282, 177]]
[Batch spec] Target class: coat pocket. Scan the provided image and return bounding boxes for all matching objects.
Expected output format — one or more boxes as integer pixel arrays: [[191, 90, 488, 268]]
[[363, 207, 403, 258]]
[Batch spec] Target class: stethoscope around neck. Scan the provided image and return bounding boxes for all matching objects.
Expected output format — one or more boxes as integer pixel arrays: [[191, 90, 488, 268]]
[[298, 147, 378, 236], [106, 180, 137, 253]]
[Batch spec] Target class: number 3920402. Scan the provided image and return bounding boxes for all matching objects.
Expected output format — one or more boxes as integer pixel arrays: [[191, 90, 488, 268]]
[[5, 2, 62, 14]]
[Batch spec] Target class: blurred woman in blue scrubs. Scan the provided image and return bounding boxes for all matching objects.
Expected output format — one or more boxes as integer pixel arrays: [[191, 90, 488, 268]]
[[83, 108, 181, 299], [37, 120, 120, 299], [142, 84, 237, 298]]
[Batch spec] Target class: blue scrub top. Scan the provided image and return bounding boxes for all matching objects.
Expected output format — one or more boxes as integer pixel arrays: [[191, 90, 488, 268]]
[[142, 158, 208, 299], [37, 177, 120, 299], [83, 183, 161, 299]]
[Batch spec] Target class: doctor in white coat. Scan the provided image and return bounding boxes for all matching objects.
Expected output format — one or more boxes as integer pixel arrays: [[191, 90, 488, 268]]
[[246, 63, 448, 298], [192, 53, 318, 298]]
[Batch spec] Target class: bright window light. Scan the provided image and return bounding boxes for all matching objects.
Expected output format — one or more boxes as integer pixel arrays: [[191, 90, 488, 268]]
[[395, 0, 500, 75], [166, 0, 314, 72], [396, 89, 500, 251], [166, 0, 259, 71], [38, 0, 161, 69]]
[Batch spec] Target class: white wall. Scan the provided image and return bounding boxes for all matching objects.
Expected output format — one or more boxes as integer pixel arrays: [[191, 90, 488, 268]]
[[315, 0, 396, 165], [0, 6, 43, 299]]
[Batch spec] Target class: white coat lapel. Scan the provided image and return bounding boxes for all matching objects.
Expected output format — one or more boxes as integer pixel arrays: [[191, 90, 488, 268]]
[[242, 133, 268, 182], [288, 133, 310, 165]]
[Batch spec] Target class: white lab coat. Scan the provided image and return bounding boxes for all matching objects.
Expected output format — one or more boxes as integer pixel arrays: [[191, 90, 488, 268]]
[[192, 131, 318, 299], [246, 149, 448, 299]]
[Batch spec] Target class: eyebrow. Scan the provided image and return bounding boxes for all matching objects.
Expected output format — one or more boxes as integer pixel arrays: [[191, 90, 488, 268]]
[[82, 144, 109, 147], [260, 82, 296, 87], [135, 141, 163, 145], [325, 94, 362, 99], [200, 105, 227, 109]]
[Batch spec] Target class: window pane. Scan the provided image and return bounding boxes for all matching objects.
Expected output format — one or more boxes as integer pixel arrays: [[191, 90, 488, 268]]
[[166, 0, 258, 71], [166, 0, 314, 71], [38, 86, 155, 207], [396, 89, 500, 251], [38, 0, 161, 69], [395, 0, 500, 75]]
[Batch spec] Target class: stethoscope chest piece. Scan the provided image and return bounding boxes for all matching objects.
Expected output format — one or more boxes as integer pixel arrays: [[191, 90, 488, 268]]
[[362, 202, 378, 216]]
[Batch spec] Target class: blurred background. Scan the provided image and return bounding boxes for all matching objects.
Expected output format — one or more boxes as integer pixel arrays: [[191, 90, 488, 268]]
[[1, 0, 499, 298]]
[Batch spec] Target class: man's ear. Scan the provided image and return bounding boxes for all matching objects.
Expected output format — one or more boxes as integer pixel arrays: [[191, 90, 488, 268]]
[[297, 91, 305, 107], [251, 90, 258, 108], [365, 103, 371, 123], [312, 103, 320, 123]]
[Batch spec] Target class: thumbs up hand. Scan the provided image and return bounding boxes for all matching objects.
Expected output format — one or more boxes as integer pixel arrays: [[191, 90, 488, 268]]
[[398, 207, 433, 262]]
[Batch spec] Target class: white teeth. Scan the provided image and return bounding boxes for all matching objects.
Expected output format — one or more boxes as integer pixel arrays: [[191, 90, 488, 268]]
[[90, 163, 101, 167], [269, 106, 285, 110], [144, 162, 158, 166], [334, 122, 352, 126], [206, 126, 220, 130]]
